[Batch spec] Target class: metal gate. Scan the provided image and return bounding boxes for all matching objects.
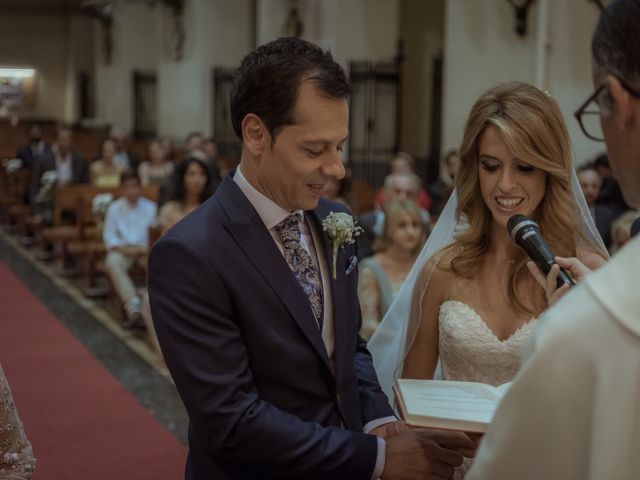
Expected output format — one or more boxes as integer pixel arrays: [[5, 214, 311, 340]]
[[212, 67, 241, 164], [348, 60, 401, 189], [132, 71, 157, 139]]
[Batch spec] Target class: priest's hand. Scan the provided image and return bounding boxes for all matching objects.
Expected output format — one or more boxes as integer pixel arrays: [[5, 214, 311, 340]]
[[527, 256, 591, 306]]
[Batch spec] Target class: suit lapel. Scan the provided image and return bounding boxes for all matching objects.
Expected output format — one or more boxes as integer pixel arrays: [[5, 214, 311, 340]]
[[216, 175, 333, 373], [308, 204, 351, 383]]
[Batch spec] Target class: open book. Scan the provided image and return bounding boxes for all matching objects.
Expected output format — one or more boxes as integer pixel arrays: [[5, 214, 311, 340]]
[[394, 379, 511, 433]]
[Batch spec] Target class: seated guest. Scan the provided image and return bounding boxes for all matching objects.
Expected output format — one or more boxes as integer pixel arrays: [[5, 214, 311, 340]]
[[321, 175, 351, 208], [577, 164, 617, 249], [110, 126, 140, 170], [90, 138, 124, 187], [138, 139, 174, 187], [157, 157, 211, 232], [141, 157, 212, 360], [16, 123, 52, 171], [183, 132, 222, 187], [359, 172, 431, 259], [103, 169, 157, 326], [358, 199, 425, 340], [374, 152, 432, 211], [610, 210, 640, 254], [29, 128, 88, 224], [594, 153, 630, 216], [158, 136, 176, 162], [429, 149, 461, 217]]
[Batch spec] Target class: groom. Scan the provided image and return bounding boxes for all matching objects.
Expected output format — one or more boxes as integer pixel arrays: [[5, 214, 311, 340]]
[[148, 37, 473, 480]]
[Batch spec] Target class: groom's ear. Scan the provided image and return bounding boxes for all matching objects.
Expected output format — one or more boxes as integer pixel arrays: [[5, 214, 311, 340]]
[[241, 114, 269, 156]]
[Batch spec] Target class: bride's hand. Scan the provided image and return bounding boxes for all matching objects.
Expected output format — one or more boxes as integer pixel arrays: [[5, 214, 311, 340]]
[[527, 257, 591, 306]]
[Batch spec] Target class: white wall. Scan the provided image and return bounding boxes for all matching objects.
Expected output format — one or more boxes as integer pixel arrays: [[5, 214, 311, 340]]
[[156, 0, 253, 139], [442, 0, 603, 166], [95, 3, 159, 131], [0, 13, 88, 122], [400, 0, 445, 158], [257, 0, 399, 67]]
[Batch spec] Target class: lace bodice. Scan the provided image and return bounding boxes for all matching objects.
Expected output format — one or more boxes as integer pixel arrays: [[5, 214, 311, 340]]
[[438, 301, 536, 479], [0, 364, 35, 479], [439, 300, 537, 387]]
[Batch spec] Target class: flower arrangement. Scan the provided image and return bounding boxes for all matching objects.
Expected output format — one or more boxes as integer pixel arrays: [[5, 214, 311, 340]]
[[92, 193, 113, 232], [35, 170, 58, 203], [92, 192, 113, 215], [322, 211, 363, 279], [3, 158, 22, 174]]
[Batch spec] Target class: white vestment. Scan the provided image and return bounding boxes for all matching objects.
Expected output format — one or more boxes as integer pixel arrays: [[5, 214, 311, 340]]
[[467, 235, 640, 480]]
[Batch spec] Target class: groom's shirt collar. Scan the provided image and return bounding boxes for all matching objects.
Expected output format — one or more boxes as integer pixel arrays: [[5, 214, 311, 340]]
[[233, 165, 303, 229]]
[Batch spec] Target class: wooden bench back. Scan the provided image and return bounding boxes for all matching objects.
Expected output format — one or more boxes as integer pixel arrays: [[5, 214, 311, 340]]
[[76, 184, 160, 226]]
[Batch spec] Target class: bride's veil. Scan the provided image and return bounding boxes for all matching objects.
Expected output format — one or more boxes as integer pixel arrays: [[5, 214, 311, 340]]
[[367, 168, 608, 402]]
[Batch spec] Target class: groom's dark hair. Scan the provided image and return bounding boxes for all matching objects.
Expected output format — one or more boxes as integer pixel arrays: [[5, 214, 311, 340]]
[[230, 37, 351, 141]]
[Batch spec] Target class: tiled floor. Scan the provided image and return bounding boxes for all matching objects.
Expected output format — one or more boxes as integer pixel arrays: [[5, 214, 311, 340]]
[[0, 231, 189, 445]]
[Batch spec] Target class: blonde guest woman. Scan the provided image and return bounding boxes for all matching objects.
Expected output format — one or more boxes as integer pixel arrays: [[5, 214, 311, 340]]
[[90, 138, 124, 188], [358, 199, 425, 340], [369, 82, 608, 478]]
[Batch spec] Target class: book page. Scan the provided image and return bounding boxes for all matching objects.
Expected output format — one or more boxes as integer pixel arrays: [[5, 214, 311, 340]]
[[398, 379, 500, 425], [496, 382, 512, 397]]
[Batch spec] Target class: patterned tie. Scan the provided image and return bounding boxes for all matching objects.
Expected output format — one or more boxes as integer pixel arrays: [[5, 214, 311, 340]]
[[275, 214, 324, 330]]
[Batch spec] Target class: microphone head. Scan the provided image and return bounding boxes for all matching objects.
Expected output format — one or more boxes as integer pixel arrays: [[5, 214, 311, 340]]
[[507, 214, 539, 245]]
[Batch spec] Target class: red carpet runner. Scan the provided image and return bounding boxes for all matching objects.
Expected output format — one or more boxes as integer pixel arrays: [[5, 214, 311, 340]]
[[0, 262, 187, 479]]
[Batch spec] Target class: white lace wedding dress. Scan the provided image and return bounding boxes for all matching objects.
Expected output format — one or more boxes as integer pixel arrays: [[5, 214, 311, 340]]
[[438, 300, 537, 479]]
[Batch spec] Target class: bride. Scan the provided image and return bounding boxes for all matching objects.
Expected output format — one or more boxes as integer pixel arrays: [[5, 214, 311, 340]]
[[368, 82, 608, 476]]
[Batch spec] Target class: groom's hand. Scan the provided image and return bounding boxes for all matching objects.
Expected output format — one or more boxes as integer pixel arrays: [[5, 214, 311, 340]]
[[370, 420, 408, 438], [381, 429, 474, 480]]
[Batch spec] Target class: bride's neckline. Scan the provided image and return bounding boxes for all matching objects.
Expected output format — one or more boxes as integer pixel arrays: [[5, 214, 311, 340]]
[[440, 300, 536, 343]]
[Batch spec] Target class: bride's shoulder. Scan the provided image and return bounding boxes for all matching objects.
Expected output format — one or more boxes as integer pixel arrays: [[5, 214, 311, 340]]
[[420, 247, 458, 289]]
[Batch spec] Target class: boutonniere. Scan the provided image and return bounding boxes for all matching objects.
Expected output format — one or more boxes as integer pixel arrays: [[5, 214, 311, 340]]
[[322, 212, 363, 279]]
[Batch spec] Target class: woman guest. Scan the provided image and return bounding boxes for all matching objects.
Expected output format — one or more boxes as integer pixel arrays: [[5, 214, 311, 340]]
[[141, 157, 212, 361], [90, 138, 124, 187], [138, 140, 174, 188], [358, 199, 425, 340]]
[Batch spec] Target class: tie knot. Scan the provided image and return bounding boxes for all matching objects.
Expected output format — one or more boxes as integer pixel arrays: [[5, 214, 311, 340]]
[[275, 214, 302, 243]]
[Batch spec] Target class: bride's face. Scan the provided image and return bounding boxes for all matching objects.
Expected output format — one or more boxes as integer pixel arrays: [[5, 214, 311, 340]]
[[477, 126, 547, 229]]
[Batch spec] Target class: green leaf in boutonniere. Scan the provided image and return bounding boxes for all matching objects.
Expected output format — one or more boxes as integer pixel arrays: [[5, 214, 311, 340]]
[[322, 211, 363, 279]]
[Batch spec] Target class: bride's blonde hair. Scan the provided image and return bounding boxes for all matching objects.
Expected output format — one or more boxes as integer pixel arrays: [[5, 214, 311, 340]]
[[442, 81, 592, 315]]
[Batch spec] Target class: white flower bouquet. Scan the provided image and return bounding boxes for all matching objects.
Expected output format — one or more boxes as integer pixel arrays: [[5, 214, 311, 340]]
[[4, 158, 22, 174], [322, 211, 363, 279], [92, 193, 113, 216], [35, 170, 58, 203]]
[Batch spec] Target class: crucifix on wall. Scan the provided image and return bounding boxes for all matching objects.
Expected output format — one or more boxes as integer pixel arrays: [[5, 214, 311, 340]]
[[507, 0, 536, 37], [284, 0, 304, 38], [163, 0, 185, 61]]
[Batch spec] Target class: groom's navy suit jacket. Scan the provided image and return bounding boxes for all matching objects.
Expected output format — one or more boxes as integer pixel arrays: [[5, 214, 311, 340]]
[[148, 174, 394, 479]]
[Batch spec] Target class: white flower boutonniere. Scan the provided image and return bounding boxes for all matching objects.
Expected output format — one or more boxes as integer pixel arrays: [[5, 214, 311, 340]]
[[322, 211, 363, 279]]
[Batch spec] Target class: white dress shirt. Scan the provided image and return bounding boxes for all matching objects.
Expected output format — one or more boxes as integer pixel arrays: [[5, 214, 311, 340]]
[[55, 149, 73, 185], [234, 166, 389, 480], [103, 196, 157, 250]]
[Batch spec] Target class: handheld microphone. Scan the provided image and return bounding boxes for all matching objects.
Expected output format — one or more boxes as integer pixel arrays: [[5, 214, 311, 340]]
[[507, 214, 575, 289]]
